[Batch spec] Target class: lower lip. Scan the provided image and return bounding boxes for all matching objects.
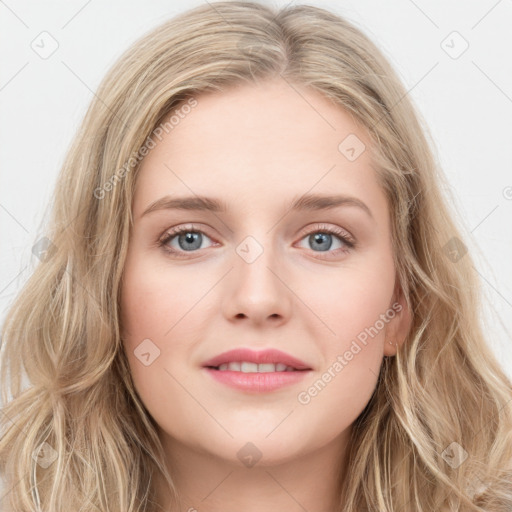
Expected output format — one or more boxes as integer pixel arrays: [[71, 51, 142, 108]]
[[202, 368, 311, 392]]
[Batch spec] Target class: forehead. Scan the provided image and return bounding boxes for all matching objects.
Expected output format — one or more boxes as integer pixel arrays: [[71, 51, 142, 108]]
[[133, 79, 384, 219]]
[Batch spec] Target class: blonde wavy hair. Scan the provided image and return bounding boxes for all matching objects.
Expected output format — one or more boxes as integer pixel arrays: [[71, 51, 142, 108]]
[[1, 2, 511, 511]]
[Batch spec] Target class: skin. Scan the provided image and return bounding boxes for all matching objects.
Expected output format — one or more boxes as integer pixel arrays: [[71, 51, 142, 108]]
[[120, 78, 412, 512]]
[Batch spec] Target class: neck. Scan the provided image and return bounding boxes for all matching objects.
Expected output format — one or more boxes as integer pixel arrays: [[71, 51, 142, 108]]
[[154, 428, 351, 512]]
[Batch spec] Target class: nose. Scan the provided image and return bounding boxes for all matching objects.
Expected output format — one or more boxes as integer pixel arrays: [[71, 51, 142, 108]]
[[222, 235, 292, 326]]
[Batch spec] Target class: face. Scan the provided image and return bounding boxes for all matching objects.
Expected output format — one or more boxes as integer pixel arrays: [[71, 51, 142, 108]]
[[120, 79, 411, 468]]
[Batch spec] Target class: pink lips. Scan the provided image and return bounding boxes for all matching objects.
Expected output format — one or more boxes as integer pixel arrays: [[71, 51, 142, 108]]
[[201, 348, 313, 393], [201, 348, 312, 370]]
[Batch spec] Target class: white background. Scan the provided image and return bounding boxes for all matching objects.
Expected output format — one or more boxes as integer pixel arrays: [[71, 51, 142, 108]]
[[1, 1, 511, 376]]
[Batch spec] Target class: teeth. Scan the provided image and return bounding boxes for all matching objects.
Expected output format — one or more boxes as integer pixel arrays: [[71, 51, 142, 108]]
[[241, 362, 259, 373], [258, 363, 276, 372], [215, 362, 297, 372]]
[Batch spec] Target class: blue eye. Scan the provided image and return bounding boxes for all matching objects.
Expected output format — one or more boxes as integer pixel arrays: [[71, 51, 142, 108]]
[[159, 225, 214, 254], [294, 223, 355, 258], [159, 223, 355, 259]]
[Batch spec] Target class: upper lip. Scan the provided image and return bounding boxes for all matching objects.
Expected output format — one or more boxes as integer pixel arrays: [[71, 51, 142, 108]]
[[201, 348, 312, 370]]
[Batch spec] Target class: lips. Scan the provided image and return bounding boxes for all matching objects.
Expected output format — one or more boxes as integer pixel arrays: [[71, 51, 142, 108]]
[[201, 348, 312, 371]]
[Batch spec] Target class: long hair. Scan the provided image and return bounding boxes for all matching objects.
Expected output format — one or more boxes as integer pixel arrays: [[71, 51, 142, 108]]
[[1, 2, 511, 510]]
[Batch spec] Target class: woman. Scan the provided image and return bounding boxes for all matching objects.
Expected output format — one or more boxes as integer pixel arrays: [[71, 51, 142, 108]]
[[1, 2, 511, 510]]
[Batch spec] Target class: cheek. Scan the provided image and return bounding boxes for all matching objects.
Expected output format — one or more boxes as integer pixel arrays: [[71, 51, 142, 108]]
[[300, 252, 396, 350], [294, 261, 394, 434], [120, 252, 186, 341], [119, 255, 180, 385], [119, 251, 214, 393]]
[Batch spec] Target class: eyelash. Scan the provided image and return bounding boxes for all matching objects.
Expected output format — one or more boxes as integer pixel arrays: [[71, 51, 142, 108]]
[[157, 223, 356, 259]]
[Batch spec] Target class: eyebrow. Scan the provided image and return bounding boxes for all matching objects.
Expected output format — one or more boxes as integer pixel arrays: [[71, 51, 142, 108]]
[[141, 193, 373, 219]]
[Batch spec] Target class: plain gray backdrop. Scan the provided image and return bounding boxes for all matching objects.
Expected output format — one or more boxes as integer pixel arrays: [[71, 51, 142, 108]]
[[1, 0, 511, 379]]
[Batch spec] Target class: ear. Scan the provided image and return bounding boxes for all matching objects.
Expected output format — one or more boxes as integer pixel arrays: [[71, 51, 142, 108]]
[[383, 279, 413, 357]]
